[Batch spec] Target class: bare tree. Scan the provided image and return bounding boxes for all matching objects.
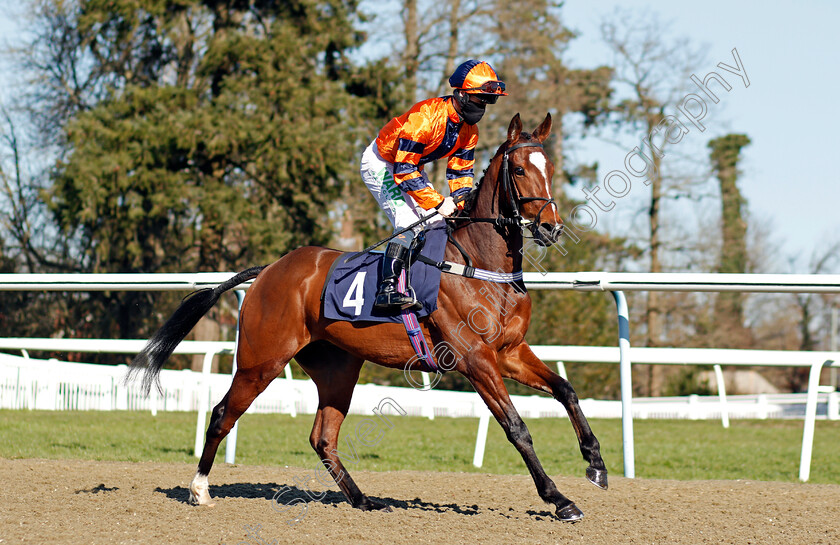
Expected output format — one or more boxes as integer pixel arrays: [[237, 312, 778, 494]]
[[0, 107, 73, 272], [0, 109, 29, 265], [600, 10, 706, 395], [402, 0, 420, 96], [787, 241, 840, 390]]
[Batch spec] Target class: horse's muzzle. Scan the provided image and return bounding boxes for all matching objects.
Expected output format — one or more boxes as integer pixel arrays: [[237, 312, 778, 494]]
[[534, 222, 564, 247]]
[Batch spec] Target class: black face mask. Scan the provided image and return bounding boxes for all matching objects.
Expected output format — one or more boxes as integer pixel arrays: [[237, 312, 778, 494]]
[[456, 93, 486, 125]]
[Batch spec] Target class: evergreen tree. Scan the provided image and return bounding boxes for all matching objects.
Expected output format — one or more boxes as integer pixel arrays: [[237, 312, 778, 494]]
[[15, 0, 399, 342], [708, 133, 751, 347]]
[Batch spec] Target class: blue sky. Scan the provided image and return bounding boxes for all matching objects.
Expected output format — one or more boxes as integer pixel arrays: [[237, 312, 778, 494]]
[[0, 1, 25, 99], [559, 1, 840, 271], [1, 1, 837, 272]]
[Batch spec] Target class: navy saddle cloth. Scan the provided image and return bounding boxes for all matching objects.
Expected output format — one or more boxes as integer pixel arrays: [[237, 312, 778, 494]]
[[322, 225, 447, 323]]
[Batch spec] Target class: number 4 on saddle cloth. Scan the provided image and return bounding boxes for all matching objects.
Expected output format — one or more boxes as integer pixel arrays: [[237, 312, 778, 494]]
[[321, 226, 448, 372], [322, 225, 447, 322]]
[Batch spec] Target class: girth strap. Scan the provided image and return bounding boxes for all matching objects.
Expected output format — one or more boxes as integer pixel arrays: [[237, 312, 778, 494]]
[[399, 255, 524, 373], [416, 255, 523, 284]]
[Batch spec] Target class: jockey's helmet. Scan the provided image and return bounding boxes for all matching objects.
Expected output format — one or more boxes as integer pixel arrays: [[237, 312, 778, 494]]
[[449, 60, 507, 104]]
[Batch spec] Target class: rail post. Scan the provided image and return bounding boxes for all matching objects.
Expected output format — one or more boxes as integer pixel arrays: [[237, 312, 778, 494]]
[[713, 364, 730, 428], [612, 290, 635, 479], [473, 408, 491, 467], [799, 359, 835, 481]]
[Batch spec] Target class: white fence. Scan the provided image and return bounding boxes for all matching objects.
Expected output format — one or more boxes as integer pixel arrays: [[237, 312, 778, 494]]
[[3, 345, 837, 421], [2, 339, 839, 478], [0, 341, 615, 420], [1, 272, 839, 482], [0, 351, 582, 416]]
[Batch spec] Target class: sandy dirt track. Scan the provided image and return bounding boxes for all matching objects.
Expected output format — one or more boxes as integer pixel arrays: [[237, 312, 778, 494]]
[[1, 458, 838, 544]]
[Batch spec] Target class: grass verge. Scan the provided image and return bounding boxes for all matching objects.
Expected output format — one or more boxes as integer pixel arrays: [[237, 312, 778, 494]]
[[1, 410, 838, 484]]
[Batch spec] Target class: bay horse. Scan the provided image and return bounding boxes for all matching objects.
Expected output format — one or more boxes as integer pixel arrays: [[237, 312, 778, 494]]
[[129, 113, 607, 522]]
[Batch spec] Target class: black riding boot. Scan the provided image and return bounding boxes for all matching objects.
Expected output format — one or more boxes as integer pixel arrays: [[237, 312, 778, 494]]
[[374, 242, 418, 312]]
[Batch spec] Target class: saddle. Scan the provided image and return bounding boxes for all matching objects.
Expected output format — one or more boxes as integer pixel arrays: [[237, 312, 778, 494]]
[[321, 224, 525, 372], [321, 226, 448, 324]]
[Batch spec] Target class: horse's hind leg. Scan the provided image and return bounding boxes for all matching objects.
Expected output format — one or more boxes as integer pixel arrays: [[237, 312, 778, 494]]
[[189, 360, 286, 505], [295, 342, 391, 512], [500, 342, 608, 490]]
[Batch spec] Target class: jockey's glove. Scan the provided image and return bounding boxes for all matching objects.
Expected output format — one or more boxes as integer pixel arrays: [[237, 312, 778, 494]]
[[436, 196, 457, 217]]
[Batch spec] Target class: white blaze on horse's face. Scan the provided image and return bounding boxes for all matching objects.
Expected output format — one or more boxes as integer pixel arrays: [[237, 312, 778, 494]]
[[528, 151, 557, 216]]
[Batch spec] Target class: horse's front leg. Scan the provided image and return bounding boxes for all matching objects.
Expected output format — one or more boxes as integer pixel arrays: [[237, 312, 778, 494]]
[[500, 342, 608, 490], [462, 346, 584, 522]]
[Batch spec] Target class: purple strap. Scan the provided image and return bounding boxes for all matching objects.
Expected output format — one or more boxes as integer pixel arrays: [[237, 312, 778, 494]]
[[398, 270, 439, 372]]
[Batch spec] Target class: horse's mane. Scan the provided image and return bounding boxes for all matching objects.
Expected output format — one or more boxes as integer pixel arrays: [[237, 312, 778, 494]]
[[461, 173, 485, 215]]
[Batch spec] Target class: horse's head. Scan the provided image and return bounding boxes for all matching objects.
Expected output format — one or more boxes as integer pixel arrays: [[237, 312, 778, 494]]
[[482, 113, 563, 247]]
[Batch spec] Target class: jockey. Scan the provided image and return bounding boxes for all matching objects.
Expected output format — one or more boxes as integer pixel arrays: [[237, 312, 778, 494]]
[[361, 59, 507, 312]]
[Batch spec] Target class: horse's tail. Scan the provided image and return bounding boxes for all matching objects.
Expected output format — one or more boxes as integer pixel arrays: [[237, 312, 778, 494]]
[[126, 266, 267, 395]]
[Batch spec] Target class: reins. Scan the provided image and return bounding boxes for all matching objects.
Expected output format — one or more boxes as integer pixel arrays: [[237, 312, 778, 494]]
[[350, 138, 556, 269]]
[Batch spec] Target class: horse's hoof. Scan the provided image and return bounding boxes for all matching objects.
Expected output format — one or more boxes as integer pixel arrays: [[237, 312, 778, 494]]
[[188, 490, 215, 507], [188, 475, 215, 506], [555, 502, 584, 522], [358, 498, 393, 512], [586, 466, 608, 490]]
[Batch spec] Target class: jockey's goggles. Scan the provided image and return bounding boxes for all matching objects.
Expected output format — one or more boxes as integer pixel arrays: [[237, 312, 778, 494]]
[[469, 93, 499, 105], [462, 80, 507, 96]]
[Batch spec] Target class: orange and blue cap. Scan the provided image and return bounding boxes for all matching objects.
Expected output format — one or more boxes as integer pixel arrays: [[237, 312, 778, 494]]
[[449, 60, 507, 96]]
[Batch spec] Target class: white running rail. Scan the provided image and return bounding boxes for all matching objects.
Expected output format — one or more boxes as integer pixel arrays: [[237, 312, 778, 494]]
[[1, 272, 839, 481]]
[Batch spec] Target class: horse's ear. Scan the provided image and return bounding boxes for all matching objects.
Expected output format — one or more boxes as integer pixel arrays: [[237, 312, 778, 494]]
[[507, 114, 522, 143], [533, 113, 552, 143]]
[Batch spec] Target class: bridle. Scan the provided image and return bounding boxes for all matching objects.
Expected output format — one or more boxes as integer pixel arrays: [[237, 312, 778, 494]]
[[453, 139, 558, 239], [497, 140, 557, 235]]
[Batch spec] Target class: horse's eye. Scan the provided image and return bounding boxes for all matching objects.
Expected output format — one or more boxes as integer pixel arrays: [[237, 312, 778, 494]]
[[514, 166, 525, 176]]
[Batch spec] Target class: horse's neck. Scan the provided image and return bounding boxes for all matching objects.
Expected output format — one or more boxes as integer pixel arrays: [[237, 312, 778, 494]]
[[449, 223, 523, 273], [448, 166, 524, 274]]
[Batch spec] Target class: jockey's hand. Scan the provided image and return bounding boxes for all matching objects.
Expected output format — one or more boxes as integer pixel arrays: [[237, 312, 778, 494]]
[[436, 197, 457, 217]]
